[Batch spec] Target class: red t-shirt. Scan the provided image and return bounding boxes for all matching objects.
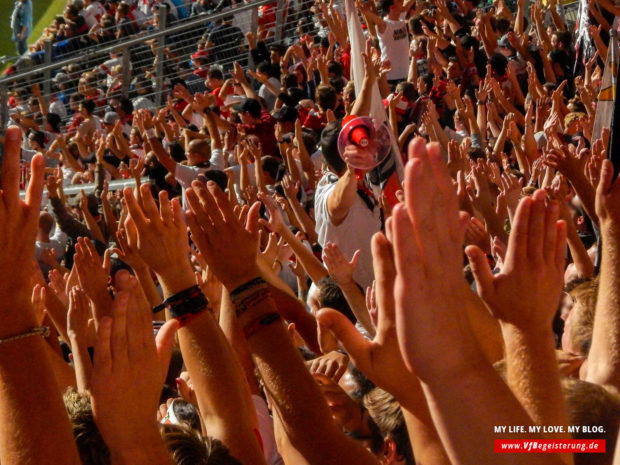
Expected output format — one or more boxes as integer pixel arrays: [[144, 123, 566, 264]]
[[298, 106, 326, 133], [238, 112, 277, 156]]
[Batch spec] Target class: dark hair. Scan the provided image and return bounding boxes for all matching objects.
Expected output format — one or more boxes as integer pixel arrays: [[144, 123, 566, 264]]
[[329, 77, 346, 94], [395, 81, 416, 101], [257, 61, 278, 79], [327, 61, 344, 77], [46, 112, 62, 132], [408, 15, 423, 35], [197, 170, 228, 191], [207, 68, 223, 81], [379, 0, 395, 16], [420, 73, 434, 91], [494, 17, 511, 35], [261, 155, 281, 181], [119, 97, 134, 115], [320, 120, 346, 174], [489, 53, 508, 76], [81, 98, 96, 115], [282, 73, 298, 89], [316, 85, 338, 111], [317, 276, 357, 323], [29, 130, 46, 148], [554, 30, 573, 49]]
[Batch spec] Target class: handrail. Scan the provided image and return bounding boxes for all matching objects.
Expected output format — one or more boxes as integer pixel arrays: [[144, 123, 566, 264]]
[[0, 0, 273, 86]]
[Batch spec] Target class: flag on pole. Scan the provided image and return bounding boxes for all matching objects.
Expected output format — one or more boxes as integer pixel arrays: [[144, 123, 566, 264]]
[[574, 0, 596, 73], [344, 0, 404, 205], [607, 27, 620, 177], [592, 21, 619, 143]]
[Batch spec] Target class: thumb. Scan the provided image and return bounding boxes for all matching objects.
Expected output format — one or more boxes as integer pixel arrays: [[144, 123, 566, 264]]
[[350, 249, 361, 269], [464, 245, 494, 298], [156, 318, 180, 383], [317, 308, 370, 370]]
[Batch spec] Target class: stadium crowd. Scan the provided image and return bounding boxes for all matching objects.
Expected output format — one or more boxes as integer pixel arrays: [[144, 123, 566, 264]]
[[0, 0, 619, 463]]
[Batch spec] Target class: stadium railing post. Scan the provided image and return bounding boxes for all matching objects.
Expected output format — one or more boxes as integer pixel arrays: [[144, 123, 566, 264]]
[[155, 7, 167, 107], [275, 0, 285, 42], [43, 40, 53, 98], [121, 46, 131, 98]]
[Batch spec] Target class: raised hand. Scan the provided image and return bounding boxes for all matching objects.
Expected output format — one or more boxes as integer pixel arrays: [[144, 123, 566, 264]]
[[318, 231, 416, 402], [0, 126, 81, 465], [322, 242, 360, 286], [89, 273, 178, 462], [185, 181, 261, 290], [123, 185, 191, 294], [74, 237, 112, 322], [466, 190, 567, 330]]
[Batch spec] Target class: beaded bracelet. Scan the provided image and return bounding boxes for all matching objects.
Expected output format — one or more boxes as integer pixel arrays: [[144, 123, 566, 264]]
[[0, 326, 50, 345]]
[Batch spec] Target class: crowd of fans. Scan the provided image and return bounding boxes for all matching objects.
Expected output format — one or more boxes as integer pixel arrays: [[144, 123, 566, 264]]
[[0, 0, 619, 463]]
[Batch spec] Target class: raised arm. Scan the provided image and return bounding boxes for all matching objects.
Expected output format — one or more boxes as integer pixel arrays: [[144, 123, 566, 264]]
[[184, 181, 381, 465], [0, 126, 81, 465], [466, 190, 573, 463], [123, 185, 267, 465], [586, 160, 620, 393]]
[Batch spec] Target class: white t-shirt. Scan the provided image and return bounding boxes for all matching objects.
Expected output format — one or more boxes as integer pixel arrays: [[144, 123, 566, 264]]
[[174, 148, 225, 205], [377, 17, 410, 81], [82, 1, 106, 27], [258, 77, 281, 111], [49, 99, 67, 120], [252, 395, 284, 465], [174, 148, 225, 189], [314, 172, 381, 289]]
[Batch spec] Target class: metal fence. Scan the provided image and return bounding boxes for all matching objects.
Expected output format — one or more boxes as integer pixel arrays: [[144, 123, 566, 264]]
[[0, 0, 319, 132]]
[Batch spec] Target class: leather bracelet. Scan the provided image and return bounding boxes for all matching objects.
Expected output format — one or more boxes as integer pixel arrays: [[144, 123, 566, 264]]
[[233, 287, 272, 317], [243, 313, 281, 339], [230, 277, 267, 299], [152, 285, 209, 322]]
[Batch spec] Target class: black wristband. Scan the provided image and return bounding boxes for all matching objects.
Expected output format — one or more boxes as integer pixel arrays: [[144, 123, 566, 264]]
[[152, 285, 208, 319], [230, 277, 267, 299]]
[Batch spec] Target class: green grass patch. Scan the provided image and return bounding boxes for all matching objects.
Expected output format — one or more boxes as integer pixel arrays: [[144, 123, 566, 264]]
[[1, 0, 67, 71]]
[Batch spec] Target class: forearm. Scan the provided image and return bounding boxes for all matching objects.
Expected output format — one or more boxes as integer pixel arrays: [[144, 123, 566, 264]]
[[402, 404, 451, 465], [586, 226, 620, 389], [566, 222, 594, 279], [327, 169, 358, 225], [82, 208, 106, 243], [109, 429, 173, 465], [286, 194, 318, 244], [422, 353, 563, 465], [242, 298, 378, 465], [51, 197, 89, 240], [254, 157, 267, 193], [134, 265, 162, 308], [568, 174, 598, 227], [515, 4, 524, 34], [351, 76, 376, 117], [503, 324, 571, 437], [280, 227, 328, 285], [179, 312, 266, 465], [0, 337, 81, 465]]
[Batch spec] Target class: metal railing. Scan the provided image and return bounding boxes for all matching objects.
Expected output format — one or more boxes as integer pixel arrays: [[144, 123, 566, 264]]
[[0, 0, 319, 131]]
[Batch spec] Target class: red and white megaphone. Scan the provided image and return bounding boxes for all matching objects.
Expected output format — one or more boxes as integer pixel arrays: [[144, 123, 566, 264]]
[[337, 116, 392, 170]]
